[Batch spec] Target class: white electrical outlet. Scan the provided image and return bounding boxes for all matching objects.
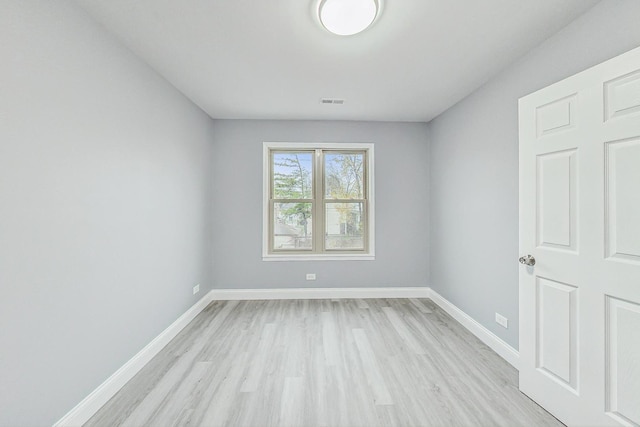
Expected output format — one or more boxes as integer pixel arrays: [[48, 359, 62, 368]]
[[306, 273, 316, 281], [495, 313, 508, 328], [193, 284, 200, 295]]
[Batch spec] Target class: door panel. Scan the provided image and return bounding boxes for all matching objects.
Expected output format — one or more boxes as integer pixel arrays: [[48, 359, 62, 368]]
[[606, 296, 640, 426], [605, 138, 640, 262], [537, 149, 577, 251], [536, 94, 577, 137], [536, 277, 578, 390], [520, 45, 640, 426], [604, 69, 640, 121]]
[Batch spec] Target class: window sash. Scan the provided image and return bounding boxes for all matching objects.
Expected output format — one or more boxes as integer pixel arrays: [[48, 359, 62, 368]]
[[323, 200, 367, 252], [270, 199, 315, 252], [322, 150, 367, 200], [321, 150, 367, 254], [270, 150, 315, 200]]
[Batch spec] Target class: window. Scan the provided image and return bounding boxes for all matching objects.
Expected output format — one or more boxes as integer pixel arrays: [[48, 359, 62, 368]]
[[263, 142, 374, 261]]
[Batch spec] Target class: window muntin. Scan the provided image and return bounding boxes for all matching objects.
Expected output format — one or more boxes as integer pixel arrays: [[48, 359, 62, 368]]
[[264, 143, 374, 259]]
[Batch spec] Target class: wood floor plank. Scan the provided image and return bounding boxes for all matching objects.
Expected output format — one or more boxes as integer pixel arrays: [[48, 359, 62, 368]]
[[145, 361, 212, 426], [85, 298, 563, 427], [193, 350, 249, 426], [239, 322, 277, 393], [409, 298, 432, 314], [352, 328, 394, 406], [279, 377, 304, 427], [321, 311, 340, 367], [382, 306, 427, 355]]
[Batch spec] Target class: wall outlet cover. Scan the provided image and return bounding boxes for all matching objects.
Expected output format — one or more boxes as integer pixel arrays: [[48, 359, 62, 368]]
[[495, 313, 508, 328], [193, 284, 200, 295], [306, 273, 316, 281]]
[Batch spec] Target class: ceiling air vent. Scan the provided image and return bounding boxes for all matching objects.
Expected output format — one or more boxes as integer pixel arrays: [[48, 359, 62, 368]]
[[320, 98, 345, 105]]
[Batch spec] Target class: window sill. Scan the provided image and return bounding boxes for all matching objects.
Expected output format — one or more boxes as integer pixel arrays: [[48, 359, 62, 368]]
[[262, 253, 375, 262]]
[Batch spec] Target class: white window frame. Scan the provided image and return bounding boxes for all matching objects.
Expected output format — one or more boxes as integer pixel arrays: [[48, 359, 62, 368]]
[[263, 142, 375, 261]]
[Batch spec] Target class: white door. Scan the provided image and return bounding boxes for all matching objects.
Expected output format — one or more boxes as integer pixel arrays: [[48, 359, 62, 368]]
[[519, 45, 640, 427]]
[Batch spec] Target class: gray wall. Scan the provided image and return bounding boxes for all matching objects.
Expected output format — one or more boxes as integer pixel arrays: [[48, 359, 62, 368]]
[[0, 1, 215, 425], [211, 120, 429, 289], [429, 0, 640, 350]]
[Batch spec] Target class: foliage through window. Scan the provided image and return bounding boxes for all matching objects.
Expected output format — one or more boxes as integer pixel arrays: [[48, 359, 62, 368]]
[[264, 143, 374, 259]]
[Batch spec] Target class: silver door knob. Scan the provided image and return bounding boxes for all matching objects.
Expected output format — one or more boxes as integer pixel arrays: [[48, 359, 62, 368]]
[[519, 255, 536, 266]]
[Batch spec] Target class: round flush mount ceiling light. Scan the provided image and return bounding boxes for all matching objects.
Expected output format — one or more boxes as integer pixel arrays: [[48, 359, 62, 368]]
[[319, 0, 379, 36]]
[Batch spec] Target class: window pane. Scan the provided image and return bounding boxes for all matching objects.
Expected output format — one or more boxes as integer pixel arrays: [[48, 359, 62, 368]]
[[324, 152, 364, 199], [273, 152, 313, 199], [325, 202, 364, 250], [273, 202, 313, 250]]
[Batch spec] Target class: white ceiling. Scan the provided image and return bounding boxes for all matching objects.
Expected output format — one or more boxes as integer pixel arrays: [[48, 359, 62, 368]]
[[74, 0, 599, 122]]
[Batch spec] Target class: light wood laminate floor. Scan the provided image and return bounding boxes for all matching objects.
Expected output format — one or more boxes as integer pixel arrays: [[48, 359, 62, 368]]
[[86, 298, 562, 427]]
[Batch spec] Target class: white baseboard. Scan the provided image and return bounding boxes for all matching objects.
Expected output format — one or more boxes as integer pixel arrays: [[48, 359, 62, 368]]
[[210, 286, 430, 300], [53, 291, 215, 427], [427, 288, 520, 369]]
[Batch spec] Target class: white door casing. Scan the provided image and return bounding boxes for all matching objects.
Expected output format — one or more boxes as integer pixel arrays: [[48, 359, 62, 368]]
[[519, 46, 640, 426]]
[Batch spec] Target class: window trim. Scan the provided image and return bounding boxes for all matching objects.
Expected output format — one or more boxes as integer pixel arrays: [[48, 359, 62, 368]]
[[262, 142, 375, 261]]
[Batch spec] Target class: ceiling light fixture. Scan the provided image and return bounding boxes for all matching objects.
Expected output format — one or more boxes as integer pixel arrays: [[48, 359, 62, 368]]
[[318, 0, 379, 36]]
